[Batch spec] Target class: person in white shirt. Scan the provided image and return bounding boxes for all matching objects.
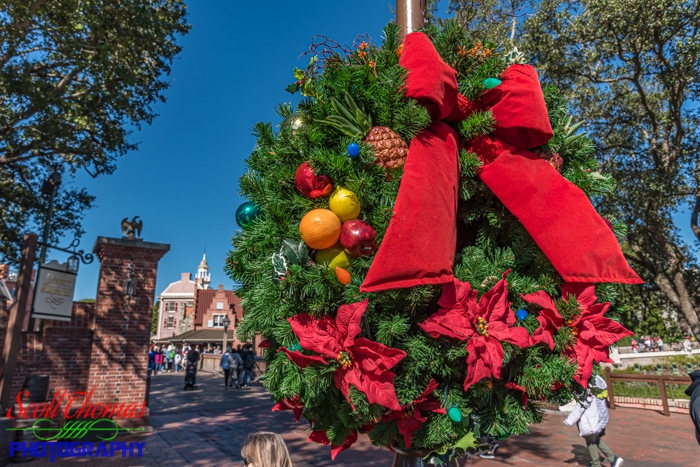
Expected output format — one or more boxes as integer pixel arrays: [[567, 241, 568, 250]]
[[565, 376, 624, 467]]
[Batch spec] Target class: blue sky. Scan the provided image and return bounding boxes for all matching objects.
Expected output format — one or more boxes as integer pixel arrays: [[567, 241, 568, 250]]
[[62, 1, 398, 300], [58, 0, 698, 300]]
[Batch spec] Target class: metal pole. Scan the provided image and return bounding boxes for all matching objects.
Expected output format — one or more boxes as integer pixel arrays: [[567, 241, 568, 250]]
[[0, 233, 38, 412], [39, 184, 57, 265], [396, 0, 426, 39], [29, 176, 59, 331], [223, 326, 228, 353]]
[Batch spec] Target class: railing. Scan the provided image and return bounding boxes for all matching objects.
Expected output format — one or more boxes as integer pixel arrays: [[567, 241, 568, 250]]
[[604, 367, 692, 416], [618, 341, 699, 354]]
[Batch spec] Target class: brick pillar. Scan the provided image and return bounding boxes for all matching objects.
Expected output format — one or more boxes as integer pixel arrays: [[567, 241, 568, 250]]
[[86, 237, 169, 427]]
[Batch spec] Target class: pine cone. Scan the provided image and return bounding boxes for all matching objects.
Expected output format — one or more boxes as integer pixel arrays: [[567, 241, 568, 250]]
[[362, 126, 408, 170], [536, 151, 564, 172]]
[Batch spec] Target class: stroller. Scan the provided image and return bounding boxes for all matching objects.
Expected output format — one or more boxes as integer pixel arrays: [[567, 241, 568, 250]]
[[183, 361, 198, 390]]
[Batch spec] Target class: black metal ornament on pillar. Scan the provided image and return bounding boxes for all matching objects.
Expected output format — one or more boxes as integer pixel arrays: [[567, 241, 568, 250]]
[[122, 254, 137, 300]]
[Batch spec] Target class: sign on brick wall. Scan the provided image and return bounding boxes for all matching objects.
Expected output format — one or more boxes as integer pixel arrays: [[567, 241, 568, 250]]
[[31, 260, 76, 321]]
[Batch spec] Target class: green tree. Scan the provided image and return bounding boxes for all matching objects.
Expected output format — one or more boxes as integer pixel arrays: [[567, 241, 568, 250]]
[[517, 0, 700, 338], [426, 0, 527, 43], [151, 300, 159, 335], [0, 0, 190, 261]]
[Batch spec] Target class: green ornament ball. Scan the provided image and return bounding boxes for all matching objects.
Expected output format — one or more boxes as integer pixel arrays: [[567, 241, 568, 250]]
[[289, 342, 303, 352], [236, 201, 261, 229], [447, 407, 462, 423], [483, 78, 502, 90]]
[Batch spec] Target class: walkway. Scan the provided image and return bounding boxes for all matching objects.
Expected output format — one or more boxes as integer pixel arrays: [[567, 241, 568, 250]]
[[24, 372, 698, 466]]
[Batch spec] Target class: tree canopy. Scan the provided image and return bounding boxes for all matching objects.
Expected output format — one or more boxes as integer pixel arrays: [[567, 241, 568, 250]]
[[0, 0, 190, 261]]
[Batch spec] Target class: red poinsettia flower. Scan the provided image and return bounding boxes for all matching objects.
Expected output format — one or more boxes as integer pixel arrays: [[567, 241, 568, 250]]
[[505, 382, 528, 409], [272, 395, 304, 422], [280, 299, 407, 410], [383, 379, 446, 448], [308, 430, 358, 460], [521, 290, 565, 350], [419, 271, 532, 391], [524, 283, 632, 388]]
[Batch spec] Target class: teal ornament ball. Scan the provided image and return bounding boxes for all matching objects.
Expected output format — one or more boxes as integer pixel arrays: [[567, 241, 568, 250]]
[[516, 309, 529, 321], [289, 343, 303, 352], [447, 407, 462, 423], [483, 78, 502, 89], [236, 201, 261, 229]]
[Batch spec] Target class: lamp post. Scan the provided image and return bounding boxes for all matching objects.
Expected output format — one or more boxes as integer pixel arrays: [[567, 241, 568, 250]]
[[396, 0, 425, 39], [28, 168, 62, 330], [222, 315, 231, 353], [39, 168, 62, 265]]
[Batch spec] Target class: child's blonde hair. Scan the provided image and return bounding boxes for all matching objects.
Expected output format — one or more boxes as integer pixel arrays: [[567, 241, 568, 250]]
[[241, 432, 294, 467]]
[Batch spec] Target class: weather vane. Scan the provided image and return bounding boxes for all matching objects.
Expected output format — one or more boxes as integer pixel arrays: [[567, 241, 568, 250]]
[[121, 216, 143, 239]]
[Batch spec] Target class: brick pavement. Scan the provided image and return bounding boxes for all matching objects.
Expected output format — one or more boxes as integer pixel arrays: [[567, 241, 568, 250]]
[[21, 372, 699, 466]]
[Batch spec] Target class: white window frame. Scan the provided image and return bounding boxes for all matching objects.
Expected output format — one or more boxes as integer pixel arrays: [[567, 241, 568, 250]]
[[166, 301, 177, 313], [212, 314, 226, 328], [167, 317, 174, 329], [216, 302, 224, 310]]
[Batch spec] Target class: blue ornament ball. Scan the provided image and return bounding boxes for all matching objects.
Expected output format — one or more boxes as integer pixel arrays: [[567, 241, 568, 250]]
[[516, 309, 529, 321], [235, 201, 261, 229], [347, 143, 360, 157], [447, 407, 462, 423]]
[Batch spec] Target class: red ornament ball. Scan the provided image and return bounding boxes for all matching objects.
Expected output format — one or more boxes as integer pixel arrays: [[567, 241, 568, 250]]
[[294, 161, 333, 199], [340, 220, 377, 257]]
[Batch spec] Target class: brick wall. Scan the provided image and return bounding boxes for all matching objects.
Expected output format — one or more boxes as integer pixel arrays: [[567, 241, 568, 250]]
[[85, 238, 169, 427], [7, 302, 95, 410]]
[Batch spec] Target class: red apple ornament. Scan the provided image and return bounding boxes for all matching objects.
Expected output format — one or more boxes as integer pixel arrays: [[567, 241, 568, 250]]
[[294, 161, 333, 199], [340, 220, 377, 257]]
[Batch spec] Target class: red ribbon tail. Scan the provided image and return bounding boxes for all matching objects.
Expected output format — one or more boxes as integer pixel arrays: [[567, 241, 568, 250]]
[[361, 122, 460, 292], [473, 136, 642, 284]]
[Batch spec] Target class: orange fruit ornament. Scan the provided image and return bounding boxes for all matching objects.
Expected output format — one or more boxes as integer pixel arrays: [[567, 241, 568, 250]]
[[335, 267, 351, 285], [299, 209, 342, 250]]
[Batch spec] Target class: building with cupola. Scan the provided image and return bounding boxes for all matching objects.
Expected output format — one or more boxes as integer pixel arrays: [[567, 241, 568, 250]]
[[154, 255, 250, 351], [154, 254, 212, 341]]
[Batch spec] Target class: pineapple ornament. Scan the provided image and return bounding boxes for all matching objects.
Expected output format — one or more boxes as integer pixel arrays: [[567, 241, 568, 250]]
[[324, 93, 409, 170]]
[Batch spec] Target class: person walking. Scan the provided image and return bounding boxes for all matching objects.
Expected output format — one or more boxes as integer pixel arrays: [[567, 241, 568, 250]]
[[684, 336, 693, 353], [239, 344, 255, 389], [228, 347, 243, 389], [656, 337, 664, 352], [564, 375, 624, 467], [174, 350, 182, 373], [154, 346, 163, 374], [221, 346, 232, 388], [148, 348, 156, 375], [241, 432, 294, 467], [166, 345, 175, 372], [686, 370, 700, 445]]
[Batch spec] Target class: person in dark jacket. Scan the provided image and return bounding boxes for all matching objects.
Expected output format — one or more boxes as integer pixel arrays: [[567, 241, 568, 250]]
[[686, 370, 700, 445]]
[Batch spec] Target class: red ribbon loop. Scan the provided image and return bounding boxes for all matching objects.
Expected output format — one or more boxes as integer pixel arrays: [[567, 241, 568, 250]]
[[361, 33, 641, 293]]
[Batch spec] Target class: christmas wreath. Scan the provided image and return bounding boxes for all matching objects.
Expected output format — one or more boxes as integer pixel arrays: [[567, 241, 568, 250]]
[[227, 21, 636, 462]]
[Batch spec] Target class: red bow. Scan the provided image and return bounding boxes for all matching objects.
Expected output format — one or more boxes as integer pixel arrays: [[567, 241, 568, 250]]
[[361, 33, 641, 293]]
